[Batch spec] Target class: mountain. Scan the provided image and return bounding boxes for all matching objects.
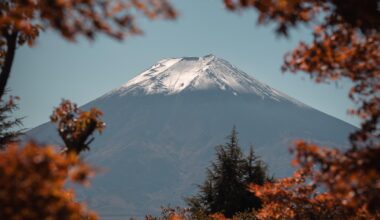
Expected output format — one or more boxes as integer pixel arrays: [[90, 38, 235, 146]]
[[26, 54, 356, 219]]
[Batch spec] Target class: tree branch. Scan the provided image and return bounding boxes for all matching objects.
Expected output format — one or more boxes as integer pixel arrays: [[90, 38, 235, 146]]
[[0, 31, 18, 100]]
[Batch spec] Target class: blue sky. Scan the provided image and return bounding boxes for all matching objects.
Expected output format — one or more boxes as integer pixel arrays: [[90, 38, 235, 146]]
[[10, 0, 359, 129]]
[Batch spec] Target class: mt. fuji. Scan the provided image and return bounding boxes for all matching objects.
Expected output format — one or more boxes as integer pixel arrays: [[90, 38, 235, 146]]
[[105, 54, 303, 104], [26, 55, 356, 218]]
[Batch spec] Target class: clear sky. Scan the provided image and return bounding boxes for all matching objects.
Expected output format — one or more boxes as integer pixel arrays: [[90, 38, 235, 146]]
[[10, 0, 359, 129]]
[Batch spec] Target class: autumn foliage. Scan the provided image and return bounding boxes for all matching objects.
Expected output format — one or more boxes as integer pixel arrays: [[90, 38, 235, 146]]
[[0, 99, 104, 219], [142, 2, 380, 219], [293, 140, 380, 217], [0, 0, 176, 42], [1, 0, 379, 219], [223, 1, 380, 134], [50, 100, 105, 154], [250, 167, 371, 219], [0, 0, 177, 99], [223, 0, 380, 218], [0, 141, 97, 220], [0, 0, 177, 219]]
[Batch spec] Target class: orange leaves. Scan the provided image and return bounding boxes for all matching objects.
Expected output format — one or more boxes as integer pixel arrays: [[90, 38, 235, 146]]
[[51, 99, 105, 154], [0, 98, 100, 218], [0, 1, 177, 97], [276, 3, 380, 151], [169, 213, 185, 220], [292, 141, 380, 216], [131, 0, 177, 20], [210, 213, 228, 220], [223, 0, 380, 152], [78, 108, 105, 133], [69, 161, 96, 186], [246, 140, 379, 219], [224, 2, 380, 215], [0, 141, 97, 220], [0, 0, 176, 42], [224, 0, 380, 219], [223, 0, 323, 36], [250, 167, 360, 220], [223, 0, 235, 10], [132, 0, 147, 10]]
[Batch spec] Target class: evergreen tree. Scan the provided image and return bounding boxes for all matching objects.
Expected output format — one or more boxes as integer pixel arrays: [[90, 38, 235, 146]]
[[187, 127, 269, 217], [243, 145, 268, 185], [0, 96, 23, 149]]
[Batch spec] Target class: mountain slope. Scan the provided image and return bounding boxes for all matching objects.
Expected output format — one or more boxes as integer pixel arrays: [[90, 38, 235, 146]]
[[26, 55, 356, 219], [104, 54, 304, 105]]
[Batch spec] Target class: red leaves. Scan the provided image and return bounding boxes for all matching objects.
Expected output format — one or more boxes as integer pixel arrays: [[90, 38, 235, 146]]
[[223, 0, 380, 150], [210, 213, 228, 220], [0, 142, 97, 220], [249, 166, 367, 219], [292, 141, 380, 216], [223, 1, 380, 216], [0, 0, 177, 88], [223, 0, 236, 10], [51, 99, 105, 155], [280, 7, 380, 151], [223, 0, 323, 36], [0, 0, 177, 42]]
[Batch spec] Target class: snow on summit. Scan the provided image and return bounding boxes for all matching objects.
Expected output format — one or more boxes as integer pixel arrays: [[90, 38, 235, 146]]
[[110, 54, 304, 105]]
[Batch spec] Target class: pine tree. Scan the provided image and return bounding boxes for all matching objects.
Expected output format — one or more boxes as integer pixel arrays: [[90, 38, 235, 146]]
[[187, 127, 269, 217], [0, 96, 23, 149], [243, 145, 268, 185]]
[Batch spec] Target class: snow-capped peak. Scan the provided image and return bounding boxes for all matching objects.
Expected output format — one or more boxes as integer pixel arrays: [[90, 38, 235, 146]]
[[109, 55, 305, 105]]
